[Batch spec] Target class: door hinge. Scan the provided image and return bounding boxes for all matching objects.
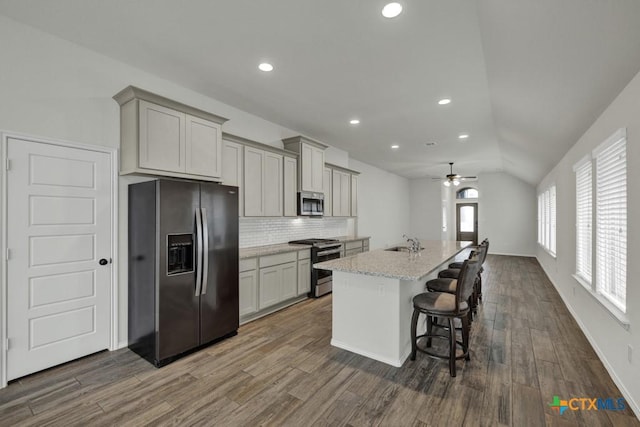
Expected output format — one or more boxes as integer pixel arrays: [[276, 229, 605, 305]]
[[5, 248, 9, 261], [5, 158, 10, 171]]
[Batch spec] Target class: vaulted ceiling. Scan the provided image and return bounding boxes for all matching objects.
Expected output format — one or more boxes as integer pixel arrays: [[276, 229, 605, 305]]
[[2, 0, 640, 184]]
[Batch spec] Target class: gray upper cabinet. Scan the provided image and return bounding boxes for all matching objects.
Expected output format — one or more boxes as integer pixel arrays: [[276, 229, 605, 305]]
[[283, 155, 298, 217], [244, 146, 266, 216], [351, 174, 358, 217], [221, 138, 244, 216], [114, 86, 228, 181], [282, 136, 327, 193], [327, 163, 360, 217], [332, 170, 350, 217], [263, 151, 283, 217], [185, 114, 222, 177], [224, 132, 297, 218], [243, 146, 283, 217], [323, 167, 332, 217], [138, 100, 185, 172]]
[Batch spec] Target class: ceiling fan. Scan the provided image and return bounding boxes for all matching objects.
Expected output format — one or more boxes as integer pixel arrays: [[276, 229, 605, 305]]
[[440, 162, 477, 187]]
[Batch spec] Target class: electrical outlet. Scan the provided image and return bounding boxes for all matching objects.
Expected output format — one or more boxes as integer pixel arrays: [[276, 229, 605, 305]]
[[628, 345, 633, 364]]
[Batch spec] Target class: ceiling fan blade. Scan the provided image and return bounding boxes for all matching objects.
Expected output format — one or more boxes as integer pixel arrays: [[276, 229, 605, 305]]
[[460, 176, 478, 180]]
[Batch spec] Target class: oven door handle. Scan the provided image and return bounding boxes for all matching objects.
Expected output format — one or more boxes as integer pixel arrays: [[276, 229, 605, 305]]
[[316, 248, 342, 256], [316, 242, 342, 249]]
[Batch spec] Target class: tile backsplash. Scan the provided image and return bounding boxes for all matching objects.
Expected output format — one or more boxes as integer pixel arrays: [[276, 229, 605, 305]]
[[239, 217, 354, 248]]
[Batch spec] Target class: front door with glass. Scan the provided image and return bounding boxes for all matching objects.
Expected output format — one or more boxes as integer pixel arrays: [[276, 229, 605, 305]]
[[456, 203, 478, 244]]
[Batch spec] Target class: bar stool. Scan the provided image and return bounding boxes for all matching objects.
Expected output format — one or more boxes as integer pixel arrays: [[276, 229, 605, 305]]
[[447, 238, 489, 270], [410, 259, 481, 377], [437, 240, 488, 308]]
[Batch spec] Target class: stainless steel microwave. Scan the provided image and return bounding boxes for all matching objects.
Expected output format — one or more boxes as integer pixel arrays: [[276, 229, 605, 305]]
[[298, 191, 324, 216]]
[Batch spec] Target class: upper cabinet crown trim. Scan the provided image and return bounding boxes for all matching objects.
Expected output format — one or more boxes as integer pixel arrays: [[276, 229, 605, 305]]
[[222, 132, 297, 158], [281, 135, 329, 150], [325, 162, 360, 175], [113, 86, 229, 125]]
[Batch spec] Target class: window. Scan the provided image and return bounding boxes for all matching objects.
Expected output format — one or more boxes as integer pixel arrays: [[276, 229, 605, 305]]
[[574, 157, 592, 284], [595, 130, 627, 312], [456, 187, 478, 199], [537, 185, 556, 256], [573, 128, 627, 315], [537, 194, 543, 245], [550, 186, 556, 255]]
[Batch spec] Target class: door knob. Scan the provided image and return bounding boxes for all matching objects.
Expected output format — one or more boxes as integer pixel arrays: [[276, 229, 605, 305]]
[[99, 258, 109, 266]]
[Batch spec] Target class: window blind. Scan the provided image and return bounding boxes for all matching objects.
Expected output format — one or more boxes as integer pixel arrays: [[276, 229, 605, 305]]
[[537, 194, 543, 244], [543, 190, 550, 249], [595, 133, 626, 311], [574, 160, 592, 284], [537, 186, 556, 255], [549, 185, 556, 255]]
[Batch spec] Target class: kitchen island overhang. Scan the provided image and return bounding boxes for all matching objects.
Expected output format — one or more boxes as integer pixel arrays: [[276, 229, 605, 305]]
[[314, 240, 472, 367]]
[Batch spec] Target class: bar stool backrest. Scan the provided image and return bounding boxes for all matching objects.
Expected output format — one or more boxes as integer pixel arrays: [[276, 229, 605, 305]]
[[476, 241, 488, 266], [455, 259, 481, 314]]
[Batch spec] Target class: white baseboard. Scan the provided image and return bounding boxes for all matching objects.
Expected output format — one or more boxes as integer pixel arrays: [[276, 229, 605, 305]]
[[489, 251, 536, 257], [536, 257, 640, 420]]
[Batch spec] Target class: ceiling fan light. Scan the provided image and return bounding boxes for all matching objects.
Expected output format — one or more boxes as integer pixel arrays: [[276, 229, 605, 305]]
[[443, 180, 451, 187], [453, 179, 461, 186]]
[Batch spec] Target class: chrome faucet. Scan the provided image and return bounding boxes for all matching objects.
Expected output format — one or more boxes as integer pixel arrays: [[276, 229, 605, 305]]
[[403, 234, 421, 254]]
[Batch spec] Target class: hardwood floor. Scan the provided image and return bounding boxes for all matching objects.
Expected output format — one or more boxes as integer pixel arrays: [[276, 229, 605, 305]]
[[1, 255, 638, 426]]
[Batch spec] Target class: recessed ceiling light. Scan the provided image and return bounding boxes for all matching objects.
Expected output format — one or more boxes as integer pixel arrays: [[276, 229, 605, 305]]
[[391, 144, 400, 149], [382, 2, 403, 18], [438, 98, 451, 105], [458, 134, 469, 140], [425, 142, 437, 147], [258, 62, 273, 72], [350, 119, 360, 125]]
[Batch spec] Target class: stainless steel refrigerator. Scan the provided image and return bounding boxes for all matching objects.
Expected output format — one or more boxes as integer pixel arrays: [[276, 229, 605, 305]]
[[128, 179, 239, 367]]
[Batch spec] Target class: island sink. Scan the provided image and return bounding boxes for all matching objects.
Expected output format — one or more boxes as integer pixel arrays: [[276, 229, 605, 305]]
[[385, 246, 422, 252]]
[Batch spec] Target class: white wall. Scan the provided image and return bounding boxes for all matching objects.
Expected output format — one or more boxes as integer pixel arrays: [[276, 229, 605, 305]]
[[408, 178, 442, 240], [536, 69, 640, 417], [408, 173, 536, 256], [476, 172, 537, 256], [0, 15, 409, 348], [349, 159, 410, 249]]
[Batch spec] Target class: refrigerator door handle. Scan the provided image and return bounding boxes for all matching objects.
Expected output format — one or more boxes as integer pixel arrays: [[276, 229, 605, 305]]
[[201, 208, 210, 295], [195, 208, 203, 297]]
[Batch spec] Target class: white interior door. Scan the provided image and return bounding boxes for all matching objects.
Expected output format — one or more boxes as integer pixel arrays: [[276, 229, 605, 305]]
[[6, 137, 112, 381]]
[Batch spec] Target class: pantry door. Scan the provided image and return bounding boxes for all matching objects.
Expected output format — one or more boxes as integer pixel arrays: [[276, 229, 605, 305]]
[[5, 136, 114, 381]]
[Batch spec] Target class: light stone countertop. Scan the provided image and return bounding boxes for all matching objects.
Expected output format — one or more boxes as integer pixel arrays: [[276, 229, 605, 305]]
[[239, 236, 371, 259], [239, 243, 311, 259], [333, 235, 371, 243], [313, 240, 471, 281]]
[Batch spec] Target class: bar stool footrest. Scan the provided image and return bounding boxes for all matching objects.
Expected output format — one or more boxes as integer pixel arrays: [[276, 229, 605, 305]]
[[413, 333, 469, 361]]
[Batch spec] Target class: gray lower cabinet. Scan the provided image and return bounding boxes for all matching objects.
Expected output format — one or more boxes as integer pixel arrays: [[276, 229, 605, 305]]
[[259, 265, 287, 309], [239, 258, 258, 317], [240, 249, 311, 322], [258, 251, 297, 309], [239, 270, 258, 316], [297, 257, 311, 296]]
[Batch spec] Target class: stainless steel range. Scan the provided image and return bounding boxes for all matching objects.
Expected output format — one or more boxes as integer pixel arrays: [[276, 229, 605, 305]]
[[289, 238, 342, 297]]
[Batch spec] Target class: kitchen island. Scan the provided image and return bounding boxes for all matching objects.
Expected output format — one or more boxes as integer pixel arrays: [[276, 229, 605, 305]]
[[314, 240, 471, 367]]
